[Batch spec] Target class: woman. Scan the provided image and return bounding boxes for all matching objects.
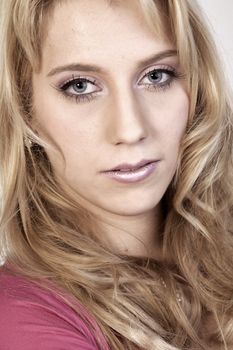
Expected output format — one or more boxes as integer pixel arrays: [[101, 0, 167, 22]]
[[0, 0, 232, 349]]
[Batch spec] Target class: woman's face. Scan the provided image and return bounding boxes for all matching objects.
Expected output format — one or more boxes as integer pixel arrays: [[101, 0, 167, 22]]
[[32, 0, 189, 217]]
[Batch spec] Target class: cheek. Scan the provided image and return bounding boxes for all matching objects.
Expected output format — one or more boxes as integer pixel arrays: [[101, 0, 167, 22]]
[[145, 88, 189, 174], [32, 80, 97, 163], [145, 87, 189, 140], [36, 116, 97, 177], [169, 93, 189, 143], [163, 93, 189, 173]]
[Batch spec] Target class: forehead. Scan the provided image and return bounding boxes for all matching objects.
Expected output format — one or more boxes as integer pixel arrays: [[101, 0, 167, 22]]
[[40, 0, 172, 73]]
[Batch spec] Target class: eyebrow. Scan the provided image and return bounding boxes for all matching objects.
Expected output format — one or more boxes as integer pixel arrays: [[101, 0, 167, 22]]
[[47, 49, 178, 77]]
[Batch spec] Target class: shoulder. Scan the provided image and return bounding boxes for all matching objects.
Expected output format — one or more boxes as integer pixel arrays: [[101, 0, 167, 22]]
[[0, 265, 107, 350]]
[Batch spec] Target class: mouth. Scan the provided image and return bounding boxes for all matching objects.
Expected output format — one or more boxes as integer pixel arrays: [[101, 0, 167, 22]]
[[114, 162, 152, 172], [104, 159, 157, 172], [101, 160, 159, 184]]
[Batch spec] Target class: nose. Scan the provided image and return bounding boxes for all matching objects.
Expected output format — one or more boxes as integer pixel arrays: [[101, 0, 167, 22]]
[[106, 88, 149, 146]]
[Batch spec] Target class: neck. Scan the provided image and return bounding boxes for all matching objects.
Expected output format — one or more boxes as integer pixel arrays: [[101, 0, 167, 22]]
[[97, 205, 164, 261]]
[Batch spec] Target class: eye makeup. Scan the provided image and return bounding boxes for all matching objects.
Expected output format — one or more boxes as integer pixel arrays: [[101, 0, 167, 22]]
[[54, 64, 185, 104]]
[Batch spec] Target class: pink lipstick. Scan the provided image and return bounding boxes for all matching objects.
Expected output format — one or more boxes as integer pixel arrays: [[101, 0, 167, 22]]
[[102, 160, 159, 184]]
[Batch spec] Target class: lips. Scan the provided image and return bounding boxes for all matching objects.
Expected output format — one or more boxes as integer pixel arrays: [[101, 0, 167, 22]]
[[102, 160, 159, 183], [105, 159, 157, 172]]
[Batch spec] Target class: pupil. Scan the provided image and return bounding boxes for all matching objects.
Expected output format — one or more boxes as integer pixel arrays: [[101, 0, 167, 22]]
[[149, 71, 161, 82], [74, 80, 87, 92]]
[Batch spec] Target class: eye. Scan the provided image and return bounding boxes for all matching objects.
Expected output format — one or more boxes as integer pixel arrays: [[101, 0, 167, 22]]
[[56, 67, 184, 104], [138, 67, 181, 92], [147, 70, 169, 83], [60, 77, 99, 98]]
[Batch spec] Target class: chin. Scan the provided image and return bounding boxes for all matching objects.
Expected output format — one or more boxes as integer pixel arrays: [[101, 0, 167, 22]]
[[107, 199, 162, 216]]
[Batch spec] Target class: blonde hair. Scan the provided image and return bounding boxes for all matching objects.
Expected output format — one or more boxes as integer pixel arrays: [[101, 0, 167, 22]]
[[0, 0, 233, 349]]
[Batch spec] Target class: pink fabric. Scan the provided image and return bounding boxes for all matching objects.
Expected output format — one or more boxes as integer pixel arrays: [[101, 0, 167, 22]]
[[0, 266, 110, 350]]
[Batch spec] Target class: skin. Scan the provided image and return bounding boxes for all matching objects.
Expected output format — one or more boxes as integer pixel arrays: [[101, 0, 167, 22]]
[[32, 0, 189, 259]]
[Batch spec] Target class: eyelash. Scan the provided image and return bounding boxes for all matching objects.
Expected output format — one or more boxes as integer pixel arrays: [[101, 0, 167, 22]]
[[58, 67, 183, 104]]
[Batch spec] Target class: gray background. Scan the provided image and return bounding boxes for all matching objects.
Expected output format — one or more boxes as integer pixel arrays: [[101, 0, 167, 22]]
[[199, 0, 233, 87]]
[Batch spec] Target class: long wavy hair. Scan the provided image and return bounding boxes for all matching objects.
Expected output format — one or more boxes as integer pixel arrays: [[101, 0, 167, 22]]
[[0, 0, 233, 349]]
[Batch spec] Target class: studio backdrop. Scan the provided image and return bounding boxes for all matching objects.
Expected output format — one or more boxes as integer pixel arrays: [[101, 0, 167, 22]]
[[200, 0, 233, 87]]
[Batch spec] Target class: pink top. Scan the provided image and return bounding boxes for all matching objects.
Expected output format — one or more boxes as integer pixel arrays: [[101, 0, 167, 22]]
[[0, 265, 110, 350]]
